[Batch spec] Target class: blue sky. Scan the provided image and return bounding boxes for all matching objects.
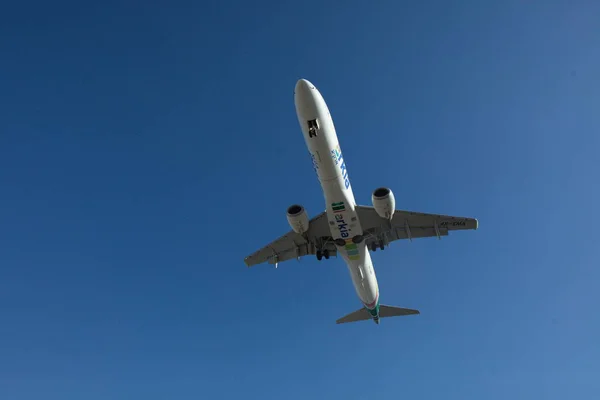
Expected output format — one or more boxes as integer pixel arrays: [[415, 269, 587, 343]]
[[1, 0, 599, 398]]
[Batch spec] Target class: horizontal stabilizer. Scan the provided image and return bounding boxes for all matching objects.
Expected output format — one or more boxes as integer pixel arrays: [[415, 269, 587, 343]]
[[379, 305, 420, 318], [336, 305, 420, 324], [336, 307, 371, 324]]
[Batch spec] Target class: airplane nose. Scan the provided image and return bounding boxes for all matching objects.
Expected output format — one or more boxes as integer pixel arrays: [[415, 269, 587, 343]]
[[294, 79, 318, 113], [295, 78, 314, 96]]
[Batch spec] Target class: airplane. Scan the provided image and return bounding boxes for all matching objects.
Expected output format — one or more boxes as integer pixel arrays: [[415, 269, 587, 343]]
[[244, 78, 478, 325]]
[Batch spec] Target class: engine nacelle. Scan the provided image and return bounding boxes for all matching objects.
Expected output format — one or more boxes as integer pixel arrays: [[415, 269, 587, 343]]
[[372, 187, 396, 220], [286, 204, 310, 234]]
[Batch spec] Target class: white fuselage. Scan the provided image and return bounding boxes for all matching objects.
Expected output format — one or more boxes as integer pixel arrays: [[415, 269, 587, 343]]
[[294, 79, 380, 315]]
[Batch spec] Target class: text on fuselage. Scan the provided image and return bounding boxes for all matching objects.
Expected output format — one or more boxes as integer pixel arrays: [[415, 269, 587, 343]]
[[334, 213, 351, 238], [331, 145, 350, 189], [331, 202, 360, 260], [310, 151, 319, 175]]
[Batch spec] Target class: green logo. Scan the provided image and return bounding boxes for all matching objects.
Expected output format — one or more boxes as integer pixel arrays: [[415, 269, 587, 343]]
[[332, 202, 345, 212]]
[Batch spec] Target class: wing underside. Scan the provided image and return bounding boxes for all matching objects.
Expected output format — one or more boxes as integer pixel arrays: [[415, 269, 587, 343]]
[[243, 211, 335, 267], [355, 205, 478, 249], [243, 205, 478, 267]]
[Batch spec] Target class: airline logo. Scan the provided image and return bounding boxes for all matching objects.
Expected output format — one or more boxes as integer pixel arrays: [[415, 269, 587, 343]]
[[332, 202, 345, 212], [331, 202, 350, 238], [331, 145, 350, 189], [330, 201, 359, 260], [331, 145, 341, 165], [334, 213, 350, 238]]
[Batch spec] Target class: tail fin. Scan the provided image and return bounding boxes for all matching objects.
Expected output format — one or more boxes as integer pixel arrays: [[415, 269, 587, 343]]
[[336, 305, 420, 324]]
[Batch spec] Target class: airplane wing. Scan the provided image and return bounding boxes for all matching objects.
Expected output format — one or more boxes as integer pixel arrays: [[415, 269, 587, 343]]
[[244, 211, 336, 267], [355, 205, 478, 249]]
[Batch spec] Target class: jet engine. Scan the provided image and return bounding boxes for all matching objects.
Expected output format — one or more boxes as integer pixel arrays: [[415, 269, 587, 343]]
[[286, 204, 310, 234], [372, 187, 396, 220]]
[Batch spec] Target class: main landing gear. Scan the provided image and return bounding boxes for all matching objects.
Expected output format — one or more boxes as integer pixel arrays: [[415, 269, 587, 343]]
[[316, 235, 365, 261], [316, 249, 330, 261], [370, 240, 385, 252]]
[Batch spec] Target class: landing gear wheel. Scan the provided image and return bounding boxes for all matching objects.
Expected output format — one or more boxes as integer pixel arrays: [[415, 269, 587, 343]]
[[371, 243, 377, 252], [379, 241, 385, 250], [323, 249, 330, 259], [352, 235, 364, 244], [316, 250, 322, 261]]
